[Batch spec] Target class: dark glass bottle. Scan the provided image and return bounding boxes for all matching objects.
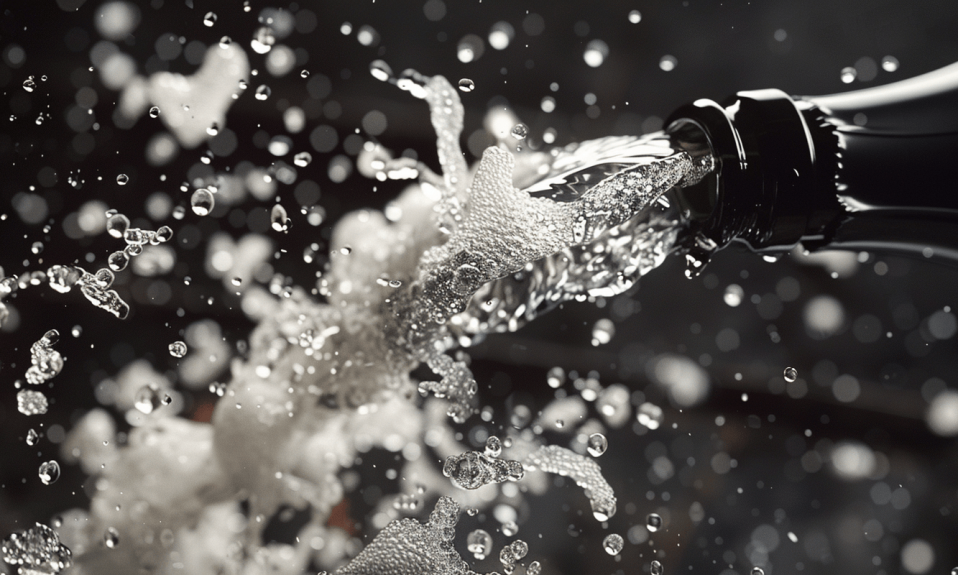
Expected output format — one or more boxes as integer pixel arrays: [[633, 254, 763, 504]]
[[665, 62, 958, 275]]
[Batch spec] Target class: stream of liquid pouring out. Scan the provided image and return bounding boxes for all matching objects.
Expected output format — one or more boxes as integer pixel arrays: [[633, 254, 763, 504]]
[[1, 69, 714, 575]]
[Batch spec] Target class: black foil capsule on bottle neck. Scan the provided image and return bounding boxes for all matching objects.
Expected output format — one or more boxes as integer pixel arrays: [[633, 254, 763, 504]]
[[665, 61, 958, 274]]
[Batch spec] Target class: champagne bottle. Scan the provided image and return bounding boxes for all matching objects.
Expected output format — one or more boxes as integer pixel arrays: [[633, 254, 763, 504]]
[[665, 62, 958, 276]]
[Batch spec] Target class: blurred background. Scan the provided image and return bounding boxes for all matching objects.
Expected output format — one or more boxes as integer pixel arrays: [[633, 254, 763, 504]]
[[2, 1, 958, 574]]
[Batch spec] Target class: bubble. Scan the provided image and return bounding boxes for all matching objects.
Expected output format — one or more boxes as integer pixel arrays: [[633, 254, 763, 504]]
[[369, 59, 393, 82], [300, 69, 309, 78], [651, 560, 663, 575], [255, 85, 271, 100], [458, 78, 475, 92], [628, 10, 642, 23], [107, 250, 129, 272], [646, 513, 663, 532], [784, 366, 798, 382], [293, 151, 312, 167], [38, 460, 60, 485], [206, 122, 219, 136], [659, 55, 677, 72], [751, 568, 765, 575], [510, 123, 528, 140], [26, 429, 39, 446], [841, 66, 857, 83], [148, 105, 161, 118], [17, 390, 48, 415], [882, 56, 900, 72], [116, 174, 129, 185], [502, 520, 518, 536], [587, 433, 608, 457], [134, 384, 162, 414], [23, 76, 36, 92], [104, 527, 120, 549], [270, 204, 289, 232], [190, 189, 215, 216], [169, 341, 187, 358], [203, 11, 217, 26], [466, 529, 492, 560], [603, 533, 624, 555]]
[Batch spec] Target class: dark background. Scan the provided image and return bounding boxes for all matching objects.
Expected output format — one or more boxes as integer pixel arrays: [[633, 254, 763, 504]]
[[2, 1, 958, 574]]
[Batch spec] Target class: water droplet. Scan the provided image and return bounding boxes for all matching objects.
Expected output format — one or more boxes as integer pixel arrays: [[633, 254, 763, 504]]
[[231, 277, 242, 287], [646, 513, 663, 532], [841, 66, 857, 83], [206, 122, 219, 136], [26, 429, 39, 446], [107, 251, 129, 272], [502, 520, 518, 536], [659, 55, 678, 72], [784, 366, 798, 382], [637, 402, 663, 430], [191, 188, 215, 216], [38, 460, 60, 485], [881, 55, 899, 72], [592, 318, 615, 345], [271, 204, 289, 232], [340, 246, 352, 255], [134, 384, 162, 414], [95, 268, 115, 288], [751, 568, 764, 575], [255, 85, 271, 100], [628, 10, 642, 23], [22, 77, 36, 92], [289, 151, 313, 169], [603, 533, 624, 555], [587, 433, 608, 457], [169, 341, 187, 358], [510, 123, 529, 140], [484, 435, 502, 457], [369, 59, 393, 82], [300, 69, 310, 78], [104, 527, 120, 548], [583, 39, 609, 68], [116, 174, 129, 185], [71, 325, 82, 337], [724, 283, 744, 306], [149, 106, 160, 118], [458, 78, 475, 92], [31, 241, 43, 254], [528, 561, 542, 575], [219, 36, 232, 49], [106, 214, 130, 238], [156, 225, 173, 243], [651, 560, 663, 575], [467, 529, 492, 560], [251, 26, 276, 54], [203, 11, 217, 26], [546, 366, 565, 388]]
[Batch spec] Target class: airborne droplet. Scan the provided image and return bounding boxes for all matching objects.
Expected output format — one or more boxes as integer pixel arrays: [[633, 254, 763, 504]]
[[751, 568, 765, 575], [26, 428, 39, 446], [107, 251, 130, 272], [149, 106, 160, 118], [602, 533, 624, 556], [458, 78, 475, 92], [134, 384, 162, 414], [23, 76, 36, 92], [203, 11, 217, 27], [169, 341, 187, 358], [255, 85, 271, 100], [784, 366, 798, 382], [104, 527, 120, 548], [646, 512, 663, 532], [270, 204, 289, 232], [587, 433, 608, 457], [190, 189, 215, 216], [369, 59, 394, 82], [116, 174, 129, 185], [651, 560, 663, 575], [294, 151, 312, 167], [510, 123, 529, 140], [466, 529, 492, 560], [38, 460, 61, 485]]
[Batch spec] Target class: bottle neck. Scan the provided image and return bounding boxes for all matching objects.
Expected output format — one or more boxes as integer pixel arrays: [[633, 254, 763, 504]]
[[666, 62, 958, 273]]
